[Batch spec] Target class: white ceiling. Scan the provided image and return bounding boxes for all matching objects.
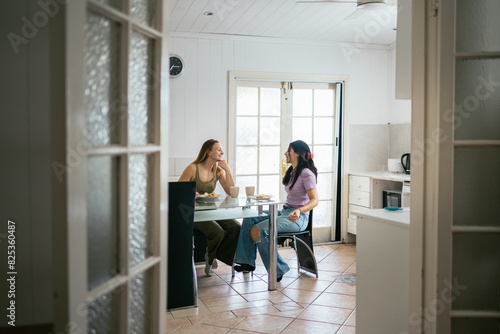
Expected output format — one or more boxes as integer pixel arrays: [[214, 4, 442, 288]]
[[169, 0, 398, 46]]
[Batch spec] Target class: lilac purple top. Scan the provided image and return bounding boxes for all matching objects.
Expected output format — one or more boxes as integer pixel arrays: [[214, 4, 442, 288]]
[[284, 168, 317, 210]]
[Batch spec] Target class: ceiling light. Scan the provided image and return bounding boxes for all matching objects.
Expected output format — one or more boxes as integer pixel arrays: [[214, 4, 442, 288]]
[[204, 11, 214, 16]]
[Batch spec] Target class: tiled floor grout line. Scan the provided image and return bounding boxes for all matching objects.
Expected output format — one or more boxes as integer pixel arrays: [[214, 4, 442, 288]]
[[167, 244, 356, 333]]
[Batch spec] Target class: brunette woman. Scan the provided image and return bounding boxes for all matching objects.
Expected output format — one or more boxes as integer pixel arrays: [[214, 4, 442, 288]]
[[233, 140, 318, 281]]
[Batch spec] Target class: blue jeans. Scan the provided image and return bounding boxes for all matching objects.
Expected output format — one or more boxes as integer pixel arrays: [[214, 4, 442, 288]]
[[234, 206, 309, 278]]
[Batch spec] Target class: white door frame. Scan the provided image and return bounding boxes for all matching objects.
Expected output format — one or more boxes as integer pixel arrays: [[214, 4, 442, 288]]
[[228, 71, 350, 242]]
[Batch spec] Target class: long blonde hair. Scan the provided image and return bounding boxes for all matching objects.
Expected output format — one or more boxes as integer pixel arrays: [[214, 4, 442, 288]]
[[193, 139, 219, 174]]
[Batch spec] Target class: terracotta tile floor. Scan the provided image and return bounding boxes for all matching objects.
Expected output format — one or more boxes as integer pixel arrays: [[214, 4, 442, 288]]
[[166, 243, 356, 334]]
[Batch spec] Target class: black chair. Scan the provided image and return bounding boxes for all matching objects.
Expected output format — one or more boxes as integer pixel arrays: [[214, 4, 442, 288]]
[[278, 210, 318, 278], [193, 229, 207, 263], [167, 181, 197, 310]]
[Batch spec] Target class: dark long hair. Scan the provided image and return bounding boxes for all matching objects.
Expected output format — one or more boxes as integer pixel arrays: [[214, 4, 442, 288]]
[[282, 140, 317, 190]]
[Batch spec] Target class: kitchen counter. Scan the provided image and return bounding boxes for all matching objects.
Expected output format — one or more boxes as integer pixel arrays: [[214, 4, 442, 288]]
[[348, 171, 410, 182], [347, 172, 410, 234], [351, 207, 410, 227], [355, 207, 410, 333]]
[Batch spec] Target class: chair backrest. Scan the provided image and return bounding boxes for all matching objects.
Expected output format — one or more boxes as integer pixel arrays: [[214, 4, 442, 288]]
[[167, 181, 197, 309], [306, 209, 313, 233], [168, 181, 196, 232]]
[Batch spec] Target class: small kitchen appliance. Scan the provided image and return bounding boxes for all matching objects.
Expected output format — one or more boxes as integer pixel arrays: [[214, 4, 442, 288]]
[[388, 158, 404, 173], [401, 153, 410, 175], [383, 190, 402, 208]]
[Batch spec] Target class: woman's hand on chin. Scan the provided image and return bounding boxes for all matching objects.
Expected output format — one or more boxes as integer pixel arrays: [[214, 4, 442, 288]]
[[218, 160, 230, 171]]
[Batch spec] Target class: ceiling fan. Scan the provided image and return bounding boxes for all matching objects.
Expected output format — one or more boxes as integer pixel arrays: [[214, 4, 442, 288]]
[[296, 0, 397, 20]]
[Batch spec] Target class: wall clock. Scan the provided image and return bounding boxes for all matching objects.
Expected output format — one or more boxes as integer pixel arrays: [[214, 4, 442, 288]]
[[169, 55, 184, 77]]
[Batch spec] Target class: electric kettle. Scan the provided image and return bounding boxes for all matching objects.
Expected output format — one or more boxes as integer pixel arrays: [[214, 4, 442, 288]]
[[401, 153, 410, 175]]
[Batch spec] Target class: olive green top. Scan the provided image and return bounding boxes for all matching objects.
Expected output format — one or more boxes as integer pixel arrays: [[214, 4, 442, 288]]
[[194, 164, 218, 194]]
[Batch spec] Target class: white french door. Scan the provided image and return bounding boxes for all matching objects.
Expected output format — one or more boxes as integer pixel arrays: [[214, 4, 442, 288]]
[[229, 76, 344, 243], [55, 0, 169, 332]]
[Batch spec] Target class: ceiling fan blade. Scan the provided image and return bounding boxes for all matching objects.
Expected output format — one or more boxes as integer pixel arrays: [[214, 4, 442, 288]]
[[296, 1, 356, 4], [344, 8, 366, 20]]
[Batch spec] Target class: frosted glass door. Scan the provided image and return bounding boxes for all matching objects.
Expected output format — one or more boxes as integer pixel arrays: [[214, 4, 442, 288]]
[[450, 0, 500, 329], [82, 0, 163, 332]]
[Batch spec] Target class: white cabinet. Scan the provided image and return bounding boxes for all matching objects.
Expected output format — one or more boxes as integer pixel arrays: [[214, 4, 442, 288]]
[[347, 172, 410, 234], [347, 175, 371, 234], [395, 0, 412, 99], [355, 209, 409, 333]]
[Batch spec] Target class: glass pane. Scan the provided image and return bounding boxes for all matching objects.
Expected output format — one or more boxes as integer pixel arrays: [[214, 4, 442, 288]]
[[235, 175, 257, 192], [88, 287, 121, 334], [259, 146, 280, 174], [451, 318, 500, 334], [317, 173, 332, 200], [314, 89, 334, 116], [453, 147, 500, 227], [85, 12, 120, 147], [237, 87, 258, 115], [314, 117, 334, 144], [452, 233, 500, 311], [454, 59, 500, 140], [313, 200, 332, 228], [292, 117, 312, 144], [293, 89, 313, 116], [129, 154, 153, 266], [129, 271, 151, 334], [260, 88, 281, 116], [313, 145, 333, 172], [258, 175, 280, 198], [87, 156, 119, 290], [236, 146, 257, 175], [237, 117, 258, 145], [260, 117, 280, 145], [456, 0, 500, 52], [131, 0, 156, 28], [129, 31, 155, 146]]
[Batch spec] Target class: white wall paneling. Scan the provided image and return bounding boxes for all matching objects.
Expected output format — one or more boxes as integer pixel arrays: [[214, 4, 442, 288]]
[[169, 33, 408, 169]]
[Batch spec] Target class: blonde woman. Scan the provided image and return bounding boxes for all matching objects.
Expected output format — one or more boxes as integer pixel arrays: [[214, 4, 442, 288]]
[[179, 139, 240, 276]]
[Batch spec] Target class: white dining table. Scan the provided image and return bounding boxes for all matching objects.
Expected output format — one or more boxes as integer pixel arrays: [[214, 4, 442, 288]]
[[194, 195, 284, 291]]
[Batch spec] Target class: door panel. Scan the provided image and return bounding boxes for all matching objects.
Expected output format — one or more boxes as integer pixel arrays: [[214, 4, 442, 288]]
[[61, 0, 167, 332], [233, 80, 342, 241]]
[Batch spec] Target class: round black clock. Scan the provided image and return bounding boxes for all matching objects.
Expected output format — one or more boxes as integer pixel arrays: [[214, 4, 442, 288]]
[[169, 55, 184, 77]]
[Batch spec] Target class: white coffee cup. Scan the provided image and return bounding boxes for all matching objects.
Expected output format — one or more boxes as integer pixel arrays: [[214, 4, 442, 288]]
[[230, 186, 239, 198], [245, 186, 255, 196], [387, 158, 404, 173]]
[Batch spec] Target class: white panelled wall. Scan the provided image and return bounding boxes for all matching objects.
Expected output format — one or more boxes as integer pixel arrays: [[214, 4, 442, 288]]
[[169, 33, 411, 175]]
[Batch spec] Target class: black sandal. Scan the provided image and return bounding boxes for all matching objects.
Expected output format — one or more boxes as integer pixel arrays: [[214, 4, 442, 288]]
[[234, 264, 255, 273]]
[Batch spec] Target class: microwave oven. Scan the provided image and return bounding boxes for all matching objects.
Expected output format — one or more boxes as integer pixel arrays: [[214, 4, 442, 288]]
[[383, 190, 402, 208]]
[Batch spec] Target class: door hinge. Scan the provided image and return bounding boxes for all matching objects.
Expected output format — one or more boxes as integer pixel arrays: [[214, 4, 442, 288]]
[[336, 137, 339, 146], [281, 82, 286, 94], [290, 82, 293, 90], [433, 0, 439, 17]]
